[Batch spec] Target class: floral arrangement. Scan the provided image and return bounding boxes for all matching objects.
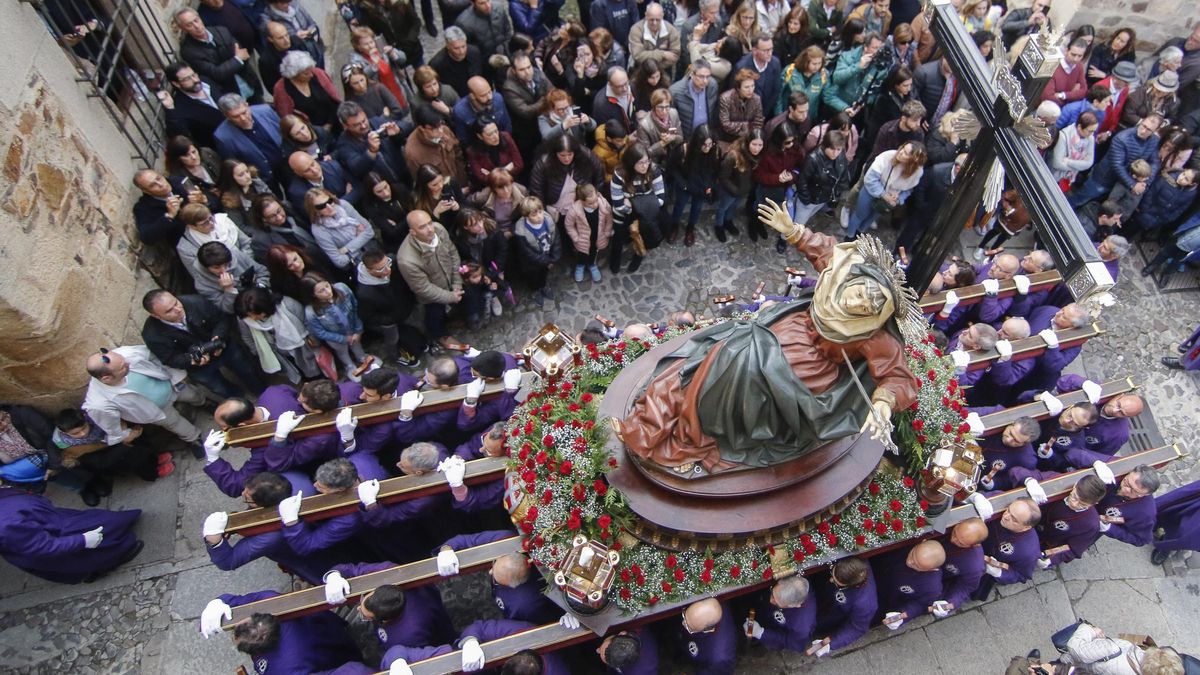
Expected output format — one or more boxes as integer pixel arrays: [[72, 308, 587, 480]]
[[506, 321, 934, 615], [892, 333, 974, 476]]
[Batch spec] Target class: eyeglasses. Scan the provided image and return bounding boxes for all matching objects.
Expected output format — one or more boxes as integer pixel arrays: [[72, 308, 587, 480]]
[[314, 200, 333, 210], [99, 347, 111, 364], [654, 104, 671, 110]]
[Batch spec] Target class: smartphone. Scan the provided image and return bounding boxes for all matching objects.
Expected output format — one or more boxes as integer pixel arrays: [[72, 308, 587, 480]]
[[1031, 667, 1049, 675]]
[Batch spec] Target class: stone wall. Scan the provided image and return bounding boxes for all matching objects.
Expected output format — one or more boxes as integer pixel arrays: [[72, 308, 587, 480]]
[[1013, 0, 1197, 55]]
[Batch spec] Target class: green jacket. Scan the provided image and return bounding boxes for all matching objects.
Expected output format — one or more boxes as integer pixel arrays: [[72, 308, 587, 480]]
[[778, 64, 828, 116], [823, 46, 888, 113]]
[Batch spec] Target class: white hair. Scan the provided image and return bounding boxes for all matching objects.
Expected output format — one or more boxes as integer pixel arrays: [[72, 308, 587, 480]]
[[280, 50, 317, 79], [1036, 100, 1061, 118], [444, 26, 467, 43], [1159, 46, 1184, 66]]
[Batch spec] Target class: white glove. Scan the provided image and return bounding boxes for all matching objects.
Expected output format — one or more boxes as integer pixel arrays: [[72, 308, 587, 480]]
[[439, 456, 467, 489], [982, 278, 1000, 296], [883, 612, 905, 630], [1039, 328, 1060, 349], [1037, 557, 1052, 570], [357, 479, 381, 507], [743, 618, 765, 639], [1024, 478, 1048, 504], [1081, 380, 1103, 405], [787, 273, 806, 287], [969, 492, 994, 519], [335, 407, 358, 443], [994, 339, 1013, 363], [436, 548, 460, 576], [601, 326, 621, 339], [202, 511, 228, 537], [461, 636, 486, 672], [465, 347, 481, 358], [1013, 274, 1031, 295], [203, 429, 226, 464], [811, 640, 831, 657], [200, 598, 232, 638], [323, 570, 351, 605], [399, 390, 423, 414], [465, 377, 485, 403], [951, 350, 971, 370], [979, 474, 995, 490], [1036, 442, 1054, 460], [1038, 391, 1065, 416], [503, 368, 522, 391], [939, 290, 960, 317], [389, 659, 414, 675], [82, 526, 104, 549], [931, 601, 952, 618], [278, 490, 304, 524], [559, 613, 581, 630], [1098, 520, 1112, 532], [273, 410, 305, 441], [965, 412, 985, 435], [1092, 460, 1116, 485], [985, 562, 1003, 577]]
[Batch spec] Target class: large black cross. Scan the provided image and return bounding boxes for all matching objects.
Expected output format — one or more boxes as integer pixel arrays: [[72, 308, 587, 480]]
[[906, 0, 1114, 301]]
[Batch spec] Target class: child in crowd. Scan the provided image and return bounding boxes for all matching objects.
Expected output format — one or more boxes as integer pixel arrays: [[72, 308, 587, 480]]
[[460, 262, 499, 330], [1105, 159, 1153, 222], [513, 196, 562, 307], [52, 408, 165, 503], [564, 183, 614, 283], [301, 273, 369, 381]]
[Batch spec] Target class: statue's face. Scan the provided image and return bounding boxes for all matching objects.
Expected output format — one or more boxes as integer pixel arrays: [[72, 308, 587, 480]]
[[841, 282, 880, 316]]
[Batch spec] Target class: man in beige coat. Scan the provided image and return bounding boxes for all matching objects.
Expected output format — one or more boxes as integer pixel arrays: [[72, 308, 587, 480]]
[[628, 3, 681, 70], [397, 210, 467, 351]]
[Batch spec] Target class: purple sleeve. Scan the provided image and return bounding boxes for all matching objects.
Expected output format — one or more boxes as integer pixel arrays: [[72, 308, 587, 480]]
[[332, 561, 395, 577], [1006, 465, 1061, 484], [1055, 374, 1086, 393], [1039, 344, 1082, 376], [1063, 446, 1116, 468], [828, 581, 877, 650], [361, 497, 433, 528], [355, 421, 397, 455], [453, 435, 483, 461], [437, 529, 515, 553], [283, 514, 361, 554], [1047, 525, 1101, 566], [990, 358, 1035, 386], [393, 409, 455, 445], [381, 644, 454, 669], [931, 305, 969, 334], [453, 480, 505, 513], [978, 295, 1014, 325], [207, 533, 283, 571], [759, 602, 817, 652], [942, 565, 984, 611], [266, 434, 341, 473], [203, 451, 267, 498], [456, 392, 518, 435], [970, 405, 1007, 416], [220, 590, 281, 607], [11, 522, 87, 558], [997, 556, 1035, 584], [459, 619, 537, 644], [1102, 502, 1155, 547]]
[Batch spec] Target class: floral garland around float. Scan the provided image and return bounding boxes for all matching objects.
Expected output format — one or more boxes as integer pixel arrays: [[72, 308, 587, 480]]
[[506, 320, 955, 614]]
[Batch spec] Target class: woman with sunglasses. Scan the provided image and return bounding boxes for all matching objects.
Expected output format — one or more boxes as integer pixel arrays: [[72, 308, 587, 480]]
[[305, 188, 377, 272]]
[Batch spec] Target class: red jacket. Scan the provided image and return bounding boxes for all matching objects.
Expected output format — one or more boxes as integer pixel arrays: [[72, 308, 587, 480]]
[[1040, 62, 1087, 105], [753, 144, 806, 187], [272, 67, 342, 120], [1095, 75, 1130, 136]]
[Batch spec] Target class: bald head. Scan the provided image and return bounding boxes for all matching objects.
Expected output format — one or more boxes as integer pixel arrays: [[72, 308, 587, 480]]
[[288, 152, 321, 181], [999, 317, 1030, 341], [1103, 393, 1144, 419], [492, 553, 531, 587], [86, 350, 127, 383], [991, 254, 1020, 279], [906, 540, 946, 571], [949, 517, 989, 548], [1022, 250, 1055, 273], [1053, 303, 1090, 330], [684, 598, 723, 632], [623, 323, 654, 341], [214, 398, 258, 430]]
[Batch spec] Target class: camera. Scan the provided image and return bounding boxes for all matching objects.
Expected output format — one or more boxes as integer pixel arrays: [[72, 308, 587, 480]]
[[187, 337, 225, 365]]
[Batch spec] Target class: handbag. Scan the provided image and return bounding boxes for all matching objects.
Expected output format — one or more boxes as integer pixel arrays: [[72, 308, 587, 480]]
[[313, 345, 338, 380]]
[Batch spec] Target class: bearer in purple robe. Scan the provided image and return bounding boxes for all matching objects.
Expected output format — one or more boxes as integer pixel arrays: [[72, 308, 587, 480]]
[[323, 562, 455, 650], [872, 540, 945, 629], [1054, 375, 1142, 457], [598, 628, 659, 675], [743, 574, 818, 652], [964, 317, 1034, 406], [205, 386, 308, 497], [355, 359, 462, 464], [0, 482, 142, 583], [450, 424, 508, 514], [1031, 402, 1098, 473], [1152, 479, 1200, 565], [357, 443, 465, 560], [675, 598, 737, 675], [1091, 465, 1161, 547], [1023, 474, 1106, 568], [486, 548, 562, 624], [1014, 303, 1091, 396], [264, 380, 357, 475], [199, 591, 362, 674], [1006, 250, 1056, 318], [457, 620, 571, 674], [972, 497, 1042, 601], [455, 351, 522, 435], [279, 459, 374, 558], [934, 517, 987, 615], [970, 253, 1020, 327], [971, 415, 1040, 492], [809, 557, 878, 654]]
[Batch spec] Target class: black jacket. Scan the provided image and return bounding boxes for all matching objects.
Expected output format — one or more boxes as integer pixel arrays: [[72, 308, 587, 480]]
[[142, 294, 234, 371], [796, 150, 850, 206], [165, 84, 227, 148], [179, 26, 263, 102], [355, 263, 418, 329], [133, 194, 185, 246]]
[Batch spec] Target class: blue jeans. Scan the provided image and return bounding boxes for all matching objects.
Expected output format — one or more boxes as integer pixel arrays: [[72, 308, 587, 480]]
[[1067, 179, 1111, 208], [846, 188, 883, 238], [670, 185, 707, 228], [714, 191, 741, 228]]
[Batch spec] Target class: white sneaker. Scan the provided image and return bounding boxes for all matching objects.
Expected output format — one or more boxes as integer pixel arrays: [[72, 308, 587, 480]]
[[490, 295, 503, 317], [839, 207, 850, 230], [972, 248, 985, 262]]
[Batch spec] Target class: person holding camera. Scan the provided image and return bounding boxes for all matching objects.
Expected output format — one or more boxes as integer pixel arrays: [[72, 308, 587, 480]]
[[824, 31, 891, 122], [142, 290, 264, 399]]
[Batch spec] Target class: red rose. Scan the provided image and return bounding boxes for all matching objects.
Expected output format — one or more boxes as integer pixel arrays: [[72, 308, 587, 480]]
[[520, 522, 533, 534], [526, 506, 538, 521], [892, 519, 903, 531], [704, 558, 715, 570], [793, 549, 804, 561], [567, 403, 580, 412], [869, 483, 881, 495], [612, 541, 622, 551], [535, 451, 548, 465], [800, 534, 813, 544], [594, 480, 608, 496], [855, 535, 867, 547], [649, 595, 659, 605], [518, 447, 530, 461], [729, 565, 741, 578], [567, 515, 582, 530], [608, 458, 618, 468], [674, 568, 685, 582], [858, 504, 870, 514], [613, 353, 624, 363], [863, 518, 874, 530], [570, 507, 582, 517], [661, 582, 672, 593], [927, 369, 937, 381], [598, 515, 612, 529], [875, 522, 888, 535], [619, 587, 631, 600], [919, 500, 930, 511], [942, 396, 951, 406], [917, 434, 928, 444], [826, 534, 838, 547], [533, 535, 544, 547], [630, 565, 641, 575], [581, 393, 594, 403], [916, 516, 927, 528], [521, 470, 536, 484], [543, 434, 555, 447], [818, 521, 831, 534], [804, 541, 818, 554], [635, 575, 645, 586], [583, 420, 595, 430], [903, 476, 916, 488], [701, 570, 712, 583], [553, 419, 566, 429], [959, 422, 970, 433], [911, 419, 925, 431], [890, 500, 903, 512], [665, 554, 677, 568], [831, 515, 841, 525], [573, 484, 586, 502], [959, 408, 969, 420], [620, 568, 632, 582], [948, 380, 958, 392], [762, 568, 773, 580], [560, 461, 573, 475]]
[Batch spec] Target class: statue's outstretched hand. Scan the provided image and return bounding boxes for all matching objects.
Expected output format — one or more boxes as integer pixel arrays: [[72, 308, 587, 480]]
[[756, 198, 804, 241], [861, 401, 893, 442]]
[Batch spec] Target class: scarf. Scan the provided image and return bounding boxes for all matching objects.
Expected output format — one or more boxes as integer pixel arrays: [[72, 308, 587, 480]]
[[0, 412, 39, 465], [415, 234, 441, 253], [356, 261, 390, 286], [243, 309, 307, 372], [810, 243, 896, 344], [185, 213, 241, 251], [932, 74, 958, 126]]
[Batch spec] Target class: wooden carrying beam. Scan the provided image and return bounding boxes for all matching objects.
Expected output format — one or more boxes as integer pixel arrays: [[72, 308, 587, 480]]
[[962, 323, 1103, 372], [222, 456, 509, 537], [223, 372, 538, 448], [224, 536, 522, 628], [920, 270, 1063, 314], [977, 377, 1138, 436], [373, 446, 1183, 675]]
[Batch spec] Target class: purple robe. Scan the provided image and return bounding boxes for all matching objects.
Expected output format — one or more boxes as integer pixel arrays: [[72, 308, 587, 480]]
[[674, 602, 738, 675], [605, 627, 659, 675], [438, 528, 515, 550], [453, 479, 505, 514], [980, 432, 1038, 491], [207, 530, 359, 585], [356, 408, 456, 454], [334, 562, 456, 649], [453, 433, 486, 461], [222, 590, 362, 674], [970, 264, 1015, 326], [813, 565, 878, 650], [1008, 287, 1051, 320], [1096, 489, 1156, 547], [457, 620, 570, 675], [381, 644, 453, 669], [284, 512, 366, 555], [1037, 500, 1101, 566], [491, 573, 560, 624], [1154, 481, 1200, 552], [258, 384, 306, 416], [317, 662, 376, 675], [940, 541, 985, 611], [1054, 375, 1130, 456], [984, 520, 1040, 585], [265, 430, 344, 474], [456, 390, 518, 435], [0, 488, 141, 584], [205, 385, 306, 497], [752, 591, 818, 652], [965, 357, 1036, 407], [453, 353, 521, 384], [872, 549, 943, 621]]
